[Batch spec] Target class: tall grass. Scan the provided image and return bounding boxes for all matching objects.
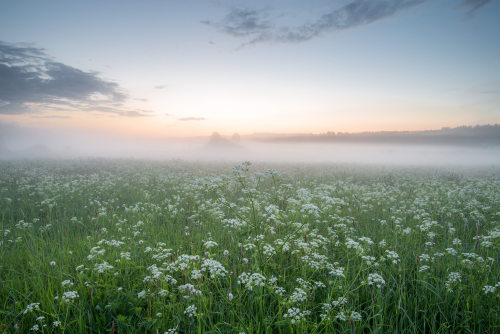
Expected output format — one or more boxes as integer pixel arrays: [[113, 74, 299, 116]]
[[0, 160, 498, 333]]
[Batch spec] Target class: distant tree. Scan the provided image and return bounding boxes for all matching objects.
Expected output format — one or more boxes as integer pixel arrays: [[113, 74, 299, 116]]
[[232, 133, 241, 142]]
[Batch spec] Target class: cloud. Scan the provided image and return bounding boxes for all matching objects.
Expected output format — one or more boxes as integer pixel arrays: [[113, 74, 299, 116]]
[[155, 85, 167, 90], [30, 115, 72, 119], [205, 0, 494, 44], [178, 117, 206, 121], [274, 0, 425, 43], [0, 41, 149, 117], [202, 8, 272, 38], [458, 0, 493, 15], [82, 104, 154, 117]]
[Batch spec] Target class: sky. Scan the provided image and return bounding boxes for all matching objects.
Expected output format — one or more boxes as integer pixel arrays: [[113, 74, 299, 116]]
[[0, 0, 499, 139]]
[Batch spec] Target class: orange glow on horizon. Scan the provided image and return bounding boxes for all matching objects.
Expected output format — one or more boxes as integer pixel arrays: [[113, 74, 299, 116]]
[[0, 109, 489, 140]]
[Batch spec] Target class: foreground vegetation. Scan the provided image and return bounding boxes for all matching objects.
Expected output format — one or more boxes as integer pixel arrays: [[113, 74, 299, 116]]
[[0, 160, 499, 333]]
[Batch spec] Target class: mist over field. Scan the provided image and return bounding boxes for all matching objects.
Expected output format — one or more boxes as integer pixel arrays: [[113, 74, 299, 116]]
[[1, 122, 500, 166]]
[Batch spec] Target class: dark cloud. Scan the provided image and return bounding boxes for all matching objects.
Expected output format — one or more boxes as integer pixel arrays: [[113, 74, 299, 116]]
[[0, 42, 149, 117], [274, 0, 425, 43], [178, 117, 206, 121], [154, 85, 167, 90], [459, 0, 493, 14], [202, 8, 272, 38], [205, 0, 494, 44]]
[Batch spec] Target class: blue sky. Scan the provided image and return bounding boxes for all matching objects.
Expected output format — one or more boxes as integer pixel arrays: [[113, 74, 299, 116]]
[[0, 0, 499, 137]]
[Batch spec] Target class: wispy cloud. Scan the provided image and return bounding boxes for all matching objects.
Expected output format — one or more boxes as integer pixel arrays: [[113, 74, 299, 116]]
[[205, 0, 493, 45], [30, 115, 72, 119], [202, 8, 273, 38], [458, 0, 493, 15], [0, 41, 150, 117], [178, 117, 206, 121]]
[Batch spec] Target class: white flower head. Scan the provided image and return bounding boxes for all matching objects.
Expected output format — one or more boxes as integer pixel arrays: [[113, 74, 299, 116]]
[[184, 304, 197, 318]]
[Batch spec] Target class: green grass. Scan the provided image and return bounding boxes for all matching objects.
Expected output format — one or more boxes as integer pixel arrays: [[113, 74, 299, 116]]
[[0, 159, 499, 333]]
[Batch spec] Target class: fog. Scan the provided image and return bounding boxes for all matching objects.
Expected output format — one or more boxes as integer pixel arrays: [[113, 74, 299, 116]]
[[1, 123, 499, 166]]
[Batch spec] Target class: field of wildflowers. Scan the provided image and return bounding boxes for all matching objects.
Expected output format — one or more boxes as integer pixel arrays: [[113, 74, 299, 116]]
[[0, 160, 498, 333]]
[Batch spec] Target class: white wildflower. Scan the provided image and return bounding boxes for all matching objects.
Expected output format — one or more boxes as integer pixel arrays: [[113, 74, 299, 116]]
[[289, 288, 307, 303], [120, 252, 131, 260], [184, 304, 197, 318], [332, 296, 348, 306], [336, 311, 347, 321], [445, 272, 462, 292], [367, 273, 385, 289], [203, 240, 218, 249], [191, 269, 202, 280], [385, 250, 400, 264], [23, 303, 40, 315], [345, 238, 361, 250], [61, 280, 73, 288], [61, 291, 79, 303], [263, 244, 276, 256], [283, 307, 311, 324], [350, 311, 362, 321], [178, 284, 202, 296], [329, 266, 345, 278], [238, 272, 266, 291], [94, 261, 113, 274], [274, 286, 286, 296], [419, 265, 430, 272], [445, 248, 457, 256], [482, 285, 495, 294], [201, 258, 227, 279]]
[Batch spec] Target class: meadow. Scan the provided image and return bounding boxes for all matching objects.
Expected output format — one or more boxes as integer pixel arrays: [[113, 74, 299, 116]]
[[0, 159, 498, 333]]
